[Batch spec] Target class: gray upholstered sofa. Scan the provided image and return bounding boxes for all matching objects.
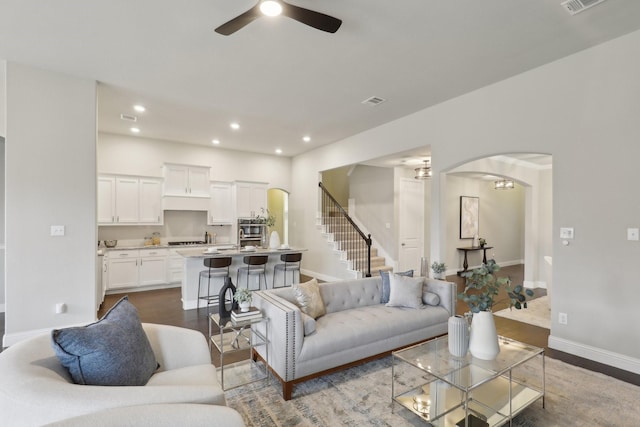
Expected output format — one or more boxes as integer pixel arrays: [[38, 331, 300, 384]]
[[0, 323, 245, 426], [253, 276, 456, 400]]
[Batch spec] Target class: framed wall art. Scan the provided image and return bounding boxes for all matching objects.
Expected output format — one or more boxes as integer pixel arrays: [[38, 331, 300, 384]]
[[460, 196, 479, 239]]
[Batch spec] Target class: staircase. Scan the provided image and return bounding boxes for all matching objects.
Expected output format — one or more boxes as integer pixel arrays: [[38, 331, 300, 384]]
[[318, 183, 393, 278]]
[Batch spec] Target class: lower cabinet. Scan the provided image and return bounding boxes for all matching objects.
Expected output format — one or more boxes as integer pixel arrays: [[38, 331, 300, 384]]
[[167, 249, 184, 284], [107, 249, 168, 291]]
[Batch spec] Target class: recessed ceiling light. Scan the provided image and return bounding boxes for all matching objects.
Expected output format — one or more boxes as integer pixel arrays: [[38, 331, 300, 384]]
[[275, 148, 283, 155], [130, 127, 140, 133], [303, 136, 311, 143], [212, 139, 220, 145], [133, 104, 146, 113], [230, 122, 240, 130]]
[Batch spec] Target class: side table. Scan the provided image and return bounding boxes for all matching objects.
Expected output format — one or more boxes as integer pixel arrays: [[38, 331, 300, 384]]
[[457, 246, 493, 275], [209, 312, 269, 390]]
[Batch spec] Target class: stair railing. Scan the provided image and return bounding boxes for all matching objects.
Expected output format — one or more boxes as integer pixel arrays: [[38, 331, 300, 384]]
[[318, 182, 372, 277]]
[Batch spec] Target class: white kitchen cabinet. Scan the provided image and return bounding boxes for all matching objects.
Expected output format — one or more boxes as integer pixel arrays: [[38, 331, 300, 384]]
[[167, 249, 184, 284], [115, 177, 140, 224], [139, 248, 169, 286], [234, 181, 268, 218], [107, 250, 140, 290], [97, 176, 116, 224], [107, 249, 168, 290], [139, 178, 163, 224], [98, 175, 163, 225], [163, 164, 210, 197], [208, 181, 233, 225]]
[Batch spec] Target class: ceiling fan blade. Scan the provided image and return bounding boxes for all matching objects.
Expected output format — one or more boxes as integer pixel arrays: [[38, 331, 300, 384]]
[[215, 3, 262, 35], [281, 2, 342, 33]]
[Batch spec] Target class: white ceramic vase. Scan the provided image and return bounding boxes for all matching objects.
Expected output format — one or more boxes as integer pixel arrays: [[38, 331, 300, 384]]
[[448, 315, 469, 357], [469, 311, 500, 360], [269, 230, 281, 249]]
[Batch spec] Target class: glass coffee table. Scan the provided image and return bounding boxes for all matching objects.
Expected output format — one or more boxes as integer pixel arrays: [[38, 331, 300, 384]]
[[392, 335, 544, 427]]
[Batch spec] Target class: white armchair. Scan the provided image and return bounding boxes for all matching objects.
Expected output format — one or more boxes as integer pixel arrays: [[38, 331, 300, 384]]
[[0, 323, 241, 426]]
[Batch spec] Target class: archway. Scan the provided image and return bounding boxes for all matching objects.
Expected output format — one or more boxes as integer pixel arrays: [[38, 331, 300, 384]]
[[442, 153, 552, 293], [267, 188, 289, 244]]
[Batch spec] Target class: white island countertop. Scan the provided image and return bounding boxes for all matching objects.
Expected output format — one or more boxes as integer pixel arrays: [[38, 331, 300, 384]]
[[176, 247, 306, 258]]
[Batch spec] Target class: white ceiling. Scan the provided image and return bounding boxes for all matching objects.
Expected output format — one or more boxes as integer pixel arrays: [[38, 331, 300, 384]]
[[1, 0, 639, 158]]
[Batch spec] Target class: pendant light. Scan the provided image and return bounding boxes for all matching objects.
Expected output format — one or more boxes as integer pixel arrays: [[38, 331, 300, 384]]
[[494, 179, 515, 190], [414, 160, 432, 179]]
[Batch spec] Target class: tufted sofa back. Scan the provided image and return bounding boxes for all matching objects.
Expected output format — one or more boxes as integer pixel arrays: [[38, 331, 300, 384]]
[[319, 277, 382, 314]]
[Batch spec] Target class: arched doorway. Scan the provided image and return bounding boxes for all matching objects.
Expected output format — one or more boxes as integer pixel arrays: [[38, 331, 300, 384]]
[[267, 188, 289, 245]]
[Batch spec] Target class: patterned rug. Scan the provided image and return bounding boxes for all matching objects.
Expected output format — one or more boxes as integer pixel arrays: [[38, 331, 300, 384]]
[[494, 296, 550, 329], [226, 354, 640, 426]]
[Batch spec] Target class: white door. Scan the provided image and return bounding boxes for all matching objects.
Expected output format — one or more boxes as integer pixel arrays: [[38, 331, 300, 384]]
[[209, 182, 233, 224], [139, 256, 167, 286], [398, 178, 424, 272], [163, 164, 189, 196], [108, 253, 139, 289]]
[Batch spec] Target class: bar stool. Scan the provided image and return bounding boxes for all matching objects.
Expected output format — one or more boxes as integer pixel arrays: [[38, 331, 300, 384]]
[[197, 257, 232, 310], [236, 255, 268, 291], [272, 252, 302, 288]]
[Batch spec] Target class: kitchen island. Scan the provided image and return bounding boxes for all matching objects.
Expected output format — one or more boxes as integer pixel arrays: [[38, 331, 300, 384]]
[[177, 247, 306, 310]]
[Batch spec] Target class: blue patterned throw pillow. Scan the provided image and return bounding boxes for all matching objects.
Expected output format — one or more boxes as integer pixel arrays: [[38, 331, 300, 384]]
[[51, 296, 158, 386], [379, 269, 414, 304]]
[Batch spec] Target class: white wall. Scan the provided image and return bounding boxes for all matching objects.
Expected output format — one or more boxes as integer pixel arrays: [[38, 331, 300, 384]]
[[0, 138, 5, 311], [291, 29, 640, 373], [4, 63, 97, 345], [350, 165, 395, 258], [442, 176, 525, 274], [0, 60, 5, 138], [98, 133, 291, 192]]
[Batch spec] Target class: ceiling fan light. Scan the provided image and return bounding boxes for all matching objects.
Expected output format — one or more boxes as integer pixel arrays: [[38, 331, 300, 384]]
[[260, 0, 282, 17]]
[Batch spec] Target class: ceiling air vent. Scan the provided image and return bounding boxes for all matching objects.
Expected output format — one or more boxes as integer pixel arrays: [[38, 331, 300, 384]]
[[361, 96, 386, 106], [561, 0, 607, 15], [120, 113, 138, 122]]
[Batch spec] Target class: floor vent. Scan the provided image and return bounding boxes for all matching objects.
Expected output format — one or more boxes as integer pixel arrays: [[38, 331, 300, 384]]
[[120, 113, 138, 122], [361, 96, 386, 106], [561, 0, 607, 15]]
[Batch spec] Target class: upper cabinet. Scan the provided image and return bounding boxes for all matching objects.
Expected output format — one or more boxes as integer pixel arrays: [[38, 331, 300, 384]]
[[208, 182, 233, 225], [98, 175, 163, 225], [163, 164, 210, 198], [234, 181, 268, 218]]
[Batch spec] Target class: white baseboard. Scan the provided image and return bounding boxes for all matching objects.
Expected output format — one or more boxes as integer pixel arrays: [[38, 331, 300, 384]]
[[549, 335, 640, 375], [524, 280, 547, 289]]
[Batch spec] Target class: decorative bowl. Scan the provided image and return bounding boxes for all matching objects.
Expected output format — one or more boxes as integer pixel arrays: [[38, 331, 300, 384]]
[[104, 240, 117, 248]]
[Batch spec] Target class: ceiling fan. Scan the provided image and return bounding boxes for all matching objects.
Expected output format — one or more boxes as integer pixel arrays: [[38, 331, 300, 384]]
[[215, 0, 342, 35]]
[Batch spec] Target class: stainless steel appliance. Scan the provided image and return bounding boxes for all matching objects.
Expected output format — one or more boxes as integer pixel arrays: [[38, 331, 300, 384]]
[[238, 219, 266, 247]]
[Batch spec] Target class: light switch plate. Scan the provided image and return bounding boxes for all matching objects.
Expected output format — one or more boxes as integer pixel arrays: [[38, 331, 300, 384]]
[[628, 228, 639, 241], [50, 225, 65, 236], [560, 227, 574, 239]]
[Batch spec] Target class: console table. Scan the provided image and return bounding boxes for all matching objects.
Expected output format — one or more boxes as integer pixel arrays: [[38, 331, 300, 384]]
[[457, 246, 493, 275]]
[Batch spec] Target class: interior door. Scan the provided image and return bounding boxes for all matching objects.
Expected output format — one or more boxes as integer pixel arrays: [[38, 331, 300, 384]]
[[398, 178, 424, 272]]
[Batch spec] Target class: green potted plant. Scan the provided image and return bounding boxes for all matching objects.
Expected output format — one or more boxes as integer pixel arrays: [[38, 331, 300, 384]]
[[478, 237, 487, 248], [458, 259, 534, 360], [430, 261, 447, 279], [233, 288, 253, 312]]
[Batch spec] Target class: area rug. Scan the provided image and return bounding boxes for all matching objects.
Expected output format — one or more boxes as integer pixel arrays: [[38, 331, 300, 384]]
[[494, 295, 550, 329], [226, 354, 640, 426]]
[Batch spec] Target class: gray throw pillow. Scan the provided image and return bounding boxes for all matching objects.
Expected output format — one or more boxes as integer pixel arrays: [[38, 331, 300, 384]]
[[386, 274, 424, 309], [423, 291, 441, 306], [51, 296, 158, 386], [379, 269, 414, 304]]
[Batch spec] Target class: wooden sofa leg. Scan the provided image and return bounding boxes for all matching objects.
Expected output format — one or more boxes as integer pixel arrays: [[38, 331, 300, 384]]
[[283, 382, 293, 401]]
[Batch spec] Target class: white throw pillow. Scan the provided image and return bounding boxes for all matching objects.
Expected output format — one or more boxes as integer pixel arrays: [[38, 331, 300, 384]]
[[293, 278, 326, 319], [386, 274, 424, 309]]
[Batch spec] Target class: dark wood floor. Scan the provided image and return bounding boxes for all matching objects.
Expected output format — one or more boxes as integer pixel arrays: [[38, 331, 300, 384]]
[[4, 266, 639, 387]]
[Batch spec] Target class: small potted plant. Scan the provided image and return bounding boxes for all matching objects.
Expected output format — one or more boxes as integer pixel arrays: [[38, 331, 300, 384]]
[[233, 288, 252, 312], [478, 237, 487, 248], [431, 261, 447, 279]]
